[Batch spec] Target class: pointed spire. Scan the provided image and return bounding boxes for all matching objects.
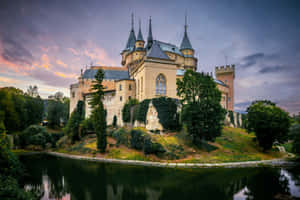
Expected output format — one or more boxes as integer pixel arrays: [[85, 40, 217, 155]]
[[146, 16, 153, 49], [131, 13, 134, 30], [123, 13, 136, 51], [136, 19, 144, 41], [180, 13, 193, 50]]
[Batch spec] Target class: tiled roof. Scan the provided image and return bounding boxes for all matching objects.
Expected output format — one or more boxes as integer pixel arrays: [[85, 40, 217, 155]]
[[156, 40, 183, 56], [82, 67, 129, 80], [146, 41, 170, 60]]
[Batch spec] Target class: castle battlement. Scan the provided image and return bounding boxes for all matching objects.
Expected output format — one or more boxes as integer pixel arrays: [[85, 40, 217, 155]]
[[215, 64, 235, 73]]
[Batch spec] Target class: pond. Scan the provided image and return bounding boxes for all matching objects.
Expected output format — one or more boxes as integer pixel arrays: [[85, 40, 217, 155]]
[[20, 154, 300, 200]]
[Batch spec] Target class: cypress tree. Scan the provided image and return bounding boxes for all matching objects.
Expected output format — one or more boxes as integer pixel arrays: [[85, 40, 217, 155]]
[[90, 69, 107, 152]]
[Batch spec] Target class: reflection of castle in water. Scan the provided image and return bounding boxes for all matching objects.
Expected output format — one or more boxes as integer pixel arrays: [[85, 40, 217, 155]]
[[21, 155, 300, 200]]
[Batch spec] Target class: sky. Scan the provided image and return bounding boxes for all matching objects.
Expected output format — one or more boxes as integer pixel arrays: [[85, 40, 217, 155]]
[[0, 0, 299, 114]]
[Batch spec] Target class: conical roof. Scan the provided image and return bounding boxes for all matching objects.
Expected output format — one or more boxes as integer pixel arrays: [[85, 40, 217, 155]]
[[124, 29, 136, 51], [180, 15, 193, 50], [180, 31, 193, 50], [123, 14, 136, 51], [136, 20, 144, 41]]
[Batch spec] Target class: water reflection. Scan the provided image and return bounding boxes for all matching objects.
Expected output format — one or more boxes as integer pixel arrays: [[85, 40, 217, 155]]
[[20, 154, 300, 200]]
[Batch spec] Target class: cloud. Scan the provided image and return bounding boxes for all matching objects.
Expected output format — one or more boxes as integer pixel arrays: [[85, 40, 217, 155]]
[[0, 76, 24, 85], [259, 65, 284, 74], [56, 59, 68, 68], [68, 48, 80, 56], [0, 35, 33, 73], [239, 53, 264, 68]]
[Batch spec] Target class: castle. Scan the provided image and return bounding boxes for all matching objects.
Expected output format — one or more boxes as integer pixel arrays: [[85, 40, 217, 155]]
[[70, 15, 235, 127]]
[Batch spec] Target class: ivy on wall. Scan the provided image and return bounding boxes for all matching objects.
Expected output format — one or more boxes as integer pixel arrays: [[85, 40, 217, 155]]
[[134, 99, 151, 124], [152, 97, 180, 131], [122, 99, 138, 123]]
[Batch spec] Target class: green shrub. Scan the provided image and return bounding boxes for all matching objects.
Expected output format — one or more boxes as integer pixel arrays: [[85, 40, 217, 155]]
[[130, 129, 146, 150], [112, 128, 130, 147], [0, 175, 38, 200], [152, 97, 180, 131], [19, 125, 52, 149], [143, 136, 165, 155]]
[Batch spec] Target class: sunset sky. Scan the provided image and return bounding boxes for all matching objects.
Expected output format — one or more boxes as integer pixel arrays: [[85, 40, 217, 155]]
[[0, 0, 299, 114]]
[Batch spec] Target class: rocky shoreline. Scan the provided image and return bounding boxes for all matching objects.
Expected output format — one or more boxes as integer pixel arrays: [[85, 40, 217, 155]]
[[46, 151, 296, 168]]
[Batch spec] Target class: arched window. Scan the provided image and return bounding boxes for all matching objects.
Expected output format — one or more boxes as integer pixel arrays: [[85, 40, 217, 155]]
[[156, 74, 166, 95]]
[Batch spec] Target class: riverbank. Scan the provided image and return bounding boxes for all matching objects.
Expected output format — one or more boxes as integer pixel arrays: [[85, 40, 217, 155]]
[[46, 151, 296, 168]]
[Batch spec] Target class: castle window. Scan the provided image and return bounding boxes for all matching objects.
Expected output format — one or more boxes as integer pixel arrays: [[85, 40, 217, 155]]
[[156, 74, 166, 95], [72, 92, 75, 98], [129, 96, 131, 100], [228, 97, 231, 102], [120, 96, 123, 102], [129, 84, 132, 90], [119, 84, 122, 91]]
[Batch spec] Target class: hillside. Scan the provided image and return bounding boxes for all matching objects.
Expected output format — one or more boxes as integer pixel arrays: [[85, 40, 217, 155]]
[[56, 127, 287, 163]]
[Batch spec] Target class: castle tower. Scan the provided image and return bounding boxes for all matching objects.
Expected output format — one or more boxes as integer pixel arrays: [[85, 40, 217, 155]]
[[215, 65, 235, 111], [121, 13, 136, 65], [135, 19, 145, 49], [146, 17, 153, 49], [180, 14, 194, 57]]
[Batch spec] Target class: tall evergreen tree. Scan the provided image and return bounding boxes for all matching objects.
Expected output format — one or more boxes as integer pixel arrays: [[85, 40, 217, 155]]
[[90, 69, 107, 152]]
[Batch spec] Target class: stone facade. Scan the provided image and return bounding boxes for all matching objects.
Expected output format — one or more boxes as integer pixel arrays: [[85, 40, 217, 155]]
[[69, 17, 236, 128]]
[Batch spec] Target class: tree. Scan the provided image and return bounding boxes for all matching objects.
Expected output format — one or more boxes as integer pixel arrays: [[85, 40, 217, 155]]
[[47, 100, 65, 128], [23, 96, 44, 127], [90, 69, 107, 152], [246, 100, 291, 151], [27, 85, 39, 97], [177, 70, 226, 145], [0, 87, 44, 133], [64, 101, 85, 143]]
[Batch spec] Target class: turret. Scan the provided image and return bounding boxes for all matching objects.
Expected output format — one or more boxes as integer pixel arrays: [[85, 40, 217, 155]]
[[215, 65, 235, 111], [135, 19, 145, 49], [146, 17, 153, 49], [121, 14, 136, 65], [180, 15, 194, 56]]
